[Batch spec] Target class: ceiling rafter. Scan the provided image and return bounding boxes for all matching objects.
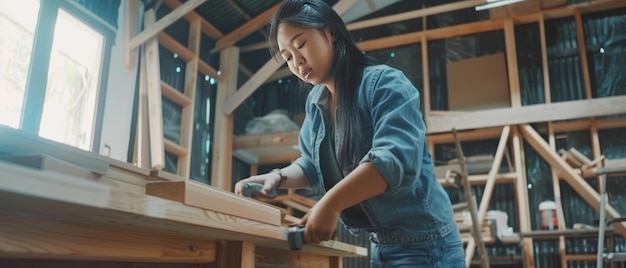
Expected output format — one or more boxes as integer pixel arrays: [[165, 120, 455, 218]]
[[128, 0, 207, 51], [163, 0, 224, 40], [212, 2, 282, 53]]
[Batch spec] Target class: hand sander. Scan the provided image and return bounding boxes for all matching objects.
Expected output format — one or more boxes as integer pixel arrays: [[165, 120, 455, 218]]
[[241, 183, 304, 250]]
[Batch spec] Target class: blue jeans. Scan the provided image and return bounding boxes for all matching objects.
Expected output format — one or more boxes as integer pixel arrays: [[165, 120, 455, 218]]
[[370, 230, 466, 268]]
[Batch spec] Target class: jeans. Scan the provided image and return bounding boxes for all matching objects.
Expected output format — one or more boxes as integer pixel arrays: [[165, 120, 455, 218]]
[[370, 230, 466, 268]]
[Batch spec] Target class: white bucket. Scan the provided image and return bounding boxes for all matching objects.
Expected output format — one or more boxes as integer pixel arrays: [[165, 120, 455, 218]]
[[539, 201, 558, 230]]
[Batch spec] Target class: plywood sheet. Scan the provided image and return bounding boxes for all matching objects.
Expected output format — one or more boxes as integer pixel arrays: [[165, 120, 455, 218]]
[[446, 53, 511, 111]]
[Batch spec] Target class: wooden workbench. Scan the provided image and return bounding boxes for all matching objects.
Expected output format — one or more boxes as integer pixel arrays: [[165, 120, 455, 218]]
[[0, 160, 366, 267]]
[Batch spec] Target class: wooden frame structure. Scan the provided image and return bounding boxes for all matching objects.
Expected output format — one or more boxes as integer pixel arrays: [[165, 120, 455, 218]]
[[121, 0, 626, 267]]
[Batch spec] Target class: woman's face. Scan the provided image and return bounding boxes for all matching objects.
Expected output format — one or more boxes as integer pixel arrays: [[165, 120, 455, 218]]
[[276, 23, 335, 87]]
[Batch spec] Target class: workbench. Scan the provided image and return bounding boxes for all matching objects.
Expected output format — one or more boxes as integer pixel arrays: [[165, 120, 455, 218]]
[[0, 159, 366, 267]]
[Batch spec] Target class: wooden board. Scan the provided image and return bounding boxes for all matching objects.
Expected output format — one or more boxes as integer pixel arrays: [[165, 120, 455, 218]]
[[146, 180, 282, 226], [0, 160, 366, 260], [446, 53, 511, 111]]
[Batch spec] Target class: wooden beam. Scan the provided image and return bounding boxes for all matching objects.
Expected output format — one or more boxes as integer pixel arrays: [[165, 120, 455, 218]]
[[124, 0, 140, 69], [421, 35, 431, 114], [145, 180, 282, 226], [212, 46, 239, 190], [178, 19, 201, 179], [504, 19, 521, 107], [215, 241, 255, 268], [355, 0, 626, 53], [511, 126, 535, 266], [346, 0, 486, 31], [128, 0, 206, 51], [163, 0, 224, 40], [332, 0, 358, 16], [574, 8, 593, 99], [464, 126, 510, 267], [519, 124, 626, 236], [213, 3, 281, 53], [357, 20, 504, 51], [539, 15, 552, 103], [426, 95, 626, 134], [143, 9, 165, 170]]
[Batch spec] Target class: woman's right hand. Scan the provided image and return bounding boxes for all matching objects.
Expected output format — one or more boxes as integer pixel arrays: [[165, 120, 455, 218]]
[[234, 172, 283, 196]]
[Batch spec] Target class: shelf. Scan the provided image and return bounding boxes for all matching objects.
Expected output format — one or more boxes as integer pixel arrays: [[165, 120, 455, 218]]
[[233, 131, 300, 165]]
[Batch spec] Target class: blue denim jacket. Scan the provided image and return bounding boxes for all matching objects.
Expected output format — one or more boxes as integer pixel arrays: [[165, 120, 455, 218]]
[[293, 64, 457, 245]]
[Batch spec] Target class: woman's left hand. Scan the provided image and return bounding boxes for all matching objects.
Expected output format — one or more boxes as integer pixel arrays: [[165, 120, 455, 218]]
[[299, 201, 340, 244]]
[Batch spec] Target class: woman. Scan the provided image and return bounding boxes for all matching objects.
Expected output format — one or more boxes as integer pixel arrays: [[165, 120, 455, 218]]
[[234, 0, 465, 266]]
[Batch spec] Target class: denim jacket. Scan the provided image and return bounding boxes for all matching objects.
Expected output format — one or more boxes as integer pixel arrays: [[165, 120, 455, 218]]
[[293, 64, 457, 245]]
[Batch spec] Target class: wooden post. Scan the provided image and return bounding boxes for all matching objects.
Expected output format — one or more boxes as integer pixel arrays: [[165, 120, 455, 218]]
[[512, 126, 535, 267], [143, 9, 165, 170], [212, 46, 239, 190]]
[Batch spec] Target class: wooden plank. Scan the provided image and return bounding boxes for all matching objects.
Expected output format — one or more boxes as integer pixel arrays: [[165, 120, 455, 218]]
[[426, 95, 626, 134], [504, 19, 521, 108], [346, 0, 486, 31], [124, 0, 140, 69], [357, 20, 505, 52], [0, 161, 366, 257], [178, 19, 201, 179], [223, 59, 284, 115], [465, 126, 509, 268], [255, 247, 345, 267], [215, 241, 255, 268], [145, 180, 282, 226], [511, 127, 535, 267], [519, 124, 626, 236], [332, 0, 358, 16], [421, 35, 431, 114], [212, 46, 239, 190], [0, 125, 109, 175], [438, 173, 517, 187], [198, 60, 221, 80], [539, 15, 552, 103], [163, 138, 188, 157], [128, 0, 206, 51], [157, 32, 195, 62], [574, 9, 593, 99], [161, 80, 192, 106], [163, 0, 223, 40], [136, 50, 151, 169], [213, 3, 281, 52], [355, 0, 626, 53], [0, 213, 218, 263], [233, 131, 300, 150], [143, 10, 165, 170]]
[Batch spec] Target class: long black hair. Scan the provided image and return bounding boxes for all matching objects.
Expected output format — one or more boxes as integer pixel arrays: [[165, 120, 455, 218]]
[[268, 0, 378, 170]]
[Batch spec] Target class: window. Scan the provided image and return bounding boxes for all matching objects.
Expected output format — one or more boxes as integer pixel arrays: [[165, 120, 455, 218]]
[[0, 0, 113, 152], [0, 0, 40, 129]]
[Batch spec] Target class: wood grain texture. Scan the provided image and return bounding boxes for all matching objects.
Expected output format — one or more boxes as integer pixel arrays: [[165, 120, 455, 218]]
[[145, 180, 282, 226], [0, 161, 366, 262]]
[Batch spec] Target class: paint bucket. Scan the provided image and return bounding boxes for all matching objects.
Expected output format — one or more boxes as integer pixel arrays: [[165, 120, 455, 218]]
[[539, 201, 558, 230]]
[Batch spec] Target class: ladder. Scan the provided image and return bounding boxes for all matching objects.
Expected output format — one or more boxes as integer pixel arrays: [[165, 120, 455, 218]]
[[134, 5, 216, 179]]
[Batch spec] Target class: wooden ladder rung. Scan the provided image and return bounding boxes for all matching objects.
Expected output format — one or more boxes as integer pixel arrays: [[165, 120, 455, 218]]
[[164, 138, 188, 157], [157, 32, 195, 62], [161, 81, 192, 106], [198, 60, 221, 80]]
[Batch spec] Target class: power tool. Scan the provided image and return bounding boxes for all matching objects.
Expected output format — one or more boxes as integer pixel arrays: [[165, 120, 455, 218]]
[[241, 182, 277, 198], [287, 225, 305, 250]]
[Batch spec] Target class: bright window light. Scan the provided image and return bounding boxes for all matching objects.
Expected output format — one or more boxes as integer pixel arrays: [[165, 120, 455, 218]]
[[39, 9, 104, 150], [0, 0, 40, 128]]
